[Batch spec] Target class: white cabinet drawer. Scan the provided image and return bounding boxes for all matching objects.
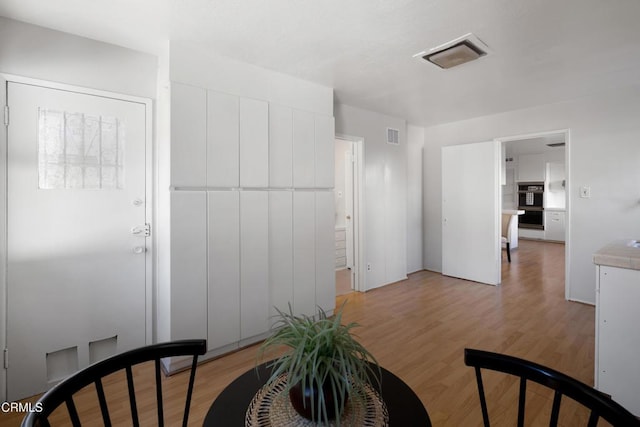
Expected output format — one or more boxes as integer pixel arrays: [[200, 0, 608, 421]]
[[544, 210, 565, 241]]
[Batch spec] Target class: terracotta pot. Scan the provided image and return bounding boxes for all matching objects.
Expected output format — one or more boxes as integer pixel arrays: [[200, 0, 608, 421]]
[[288, 380, 348, 421]]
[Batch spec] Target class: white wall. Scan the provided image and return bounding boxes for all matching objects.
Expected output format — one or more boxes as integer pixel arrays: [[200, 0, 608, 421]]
[[407, 124, 424, 273], [170, 40, 331, 115], [334, 104, 409, 290], [423, 86, 640, 304], [334, 138, 351, 229], [0, 17, 157, 99], [155, 43, 171, 344]]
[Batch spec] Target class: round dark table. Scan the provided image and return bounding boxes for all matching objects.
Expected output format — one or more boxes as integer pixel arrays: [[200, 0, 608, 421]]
[[203, 361, 431, 426]]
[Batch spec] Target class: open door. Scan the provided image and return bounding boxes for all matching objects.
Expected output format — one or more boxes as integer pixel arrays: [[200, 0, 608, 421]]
[[442, 141, 501, 285], [345, 149, 354, 270]]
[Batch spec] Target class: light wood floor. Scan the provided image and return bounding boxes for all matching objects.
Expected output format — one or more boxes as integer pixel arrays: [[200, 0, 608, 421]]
[[336, 268, 352, 296], [4, 240, 602, 426]]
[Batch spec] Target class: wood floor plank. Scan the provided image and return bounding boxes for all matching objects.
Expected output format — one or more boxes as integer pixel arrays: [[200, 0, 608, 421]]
[[3, 240, 605, 426]]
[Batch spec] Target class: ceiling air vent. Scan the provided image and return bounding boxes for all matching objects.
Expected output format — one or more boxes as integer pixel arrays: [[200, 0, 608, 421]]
[[386, 128, 399, 145], [414, 33, 489, 69]]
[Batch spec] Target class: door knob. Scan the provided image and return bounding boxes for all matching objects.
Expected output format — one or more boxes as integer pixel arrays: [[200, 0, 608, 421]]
[[346, 215, 351, 220], [133, 246, 146, 254]]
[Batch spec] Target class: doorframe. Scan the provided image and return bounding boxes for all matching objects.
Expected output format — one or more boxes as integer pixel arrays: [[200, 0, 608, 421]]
[[494, 128, 571, 300], [0, 74, 154, 402], [335, 134, 365, 292]]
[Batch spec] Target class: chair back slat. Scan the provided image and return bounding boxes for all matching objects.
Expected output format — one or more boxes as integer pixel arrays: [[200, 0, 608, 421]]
[[65, 397, 81, 427], [125, 365, 140, 427], [464, 348, 640, 427], [94, 378, 111, 427], [182, 354, 200, 427], [21, 340, 207, 427], [155, 359, 164, 427], [517, 377, 526, 427], [474, 367, 491, 427], [549, 390, 562, 426], [586, 411, 599, 427]]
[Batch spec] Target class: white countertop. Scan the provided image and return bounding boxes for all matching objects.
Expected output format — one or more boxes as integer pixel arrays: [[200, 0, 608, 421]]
[[502, 209, 525, 215], [593, 240, 640, 270]]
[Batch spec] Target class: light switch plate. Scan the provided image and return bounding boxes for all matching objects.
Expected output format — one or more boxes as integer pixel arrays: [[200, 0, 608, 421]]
[[580, 186, 591, 198]]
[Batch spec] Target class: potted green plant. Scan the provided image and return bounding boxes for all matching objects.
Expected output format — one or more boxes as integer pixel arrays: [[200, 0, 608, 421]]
[[259, 304, 380, 425]]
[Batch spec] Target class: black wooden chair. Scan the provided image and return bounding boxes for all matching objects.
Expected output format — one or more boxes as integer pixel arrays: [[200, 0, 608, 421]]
[[21, 339, 207, 427], [464, 348, 640, 426]]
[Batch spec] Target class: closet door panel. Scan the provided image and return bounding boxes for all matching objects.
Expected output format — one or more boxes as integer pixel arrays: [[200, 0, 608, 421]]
[[269, 191, 293, 323], [240, 191, 270, 339], [207, 90, 239, 187], [293, 192, 316, 315], [315, 191, 336, 313], [207, 191, 241, 349], [171, 83, 206, 187], [292, 110, 315, 188], [170, 191, 207, 340], [240, 98, 269, 187], [269, 105, 293, 188], [315, 115, 335, 189]]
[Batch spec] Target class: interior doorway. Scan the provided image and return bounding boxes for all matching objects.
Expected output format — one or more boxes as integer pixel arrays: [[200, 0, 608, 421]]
[[498, 129, 569, 297], [334, 136, 362, 295]]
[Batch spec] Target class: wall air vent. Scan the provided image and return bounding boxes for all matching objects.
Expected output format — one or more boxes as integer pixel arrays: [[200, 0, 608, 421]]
[[414, 33, 490, 69], [386, 128, 399, 145]]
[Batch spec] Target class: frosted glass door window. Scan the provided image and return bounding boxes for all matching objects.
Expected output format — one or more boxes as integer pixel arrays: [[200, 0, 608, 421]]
[[38, 109, 125, 189]]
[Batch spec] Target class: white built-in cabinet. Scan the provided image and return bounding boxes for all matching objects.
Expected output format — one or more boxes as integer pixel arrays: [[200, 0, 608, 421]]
[[517, 153, 545, 182], [169, 191, 207, 341], [240, 99, 269, 187], [293, 192, 317, 316], [171, 85, 207, 186], [269, 106, 293, 188], [315, 115, 335, 188], [207, 191, 240, 350], [268, 191, 294, 322], [595, 265, 640, 416], [207, 91, 239, 187], [293, 111, 315, 188], [170, 82, 335, 355], [544, 210, 565, 241], [240, 192, 269, 339], [315, 191, 336, 310]]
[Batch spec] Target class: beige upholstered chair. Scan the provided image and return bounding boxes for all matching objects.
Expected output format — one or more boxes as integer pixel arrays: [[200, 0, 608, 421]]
[[501, 214, 513, 263]]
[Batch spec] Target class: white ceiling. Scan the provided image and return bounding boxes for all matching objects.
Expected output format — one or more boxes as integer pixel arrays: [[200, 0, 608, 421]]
[[504, 134, 565, 157], [2, 0, 639, 127]]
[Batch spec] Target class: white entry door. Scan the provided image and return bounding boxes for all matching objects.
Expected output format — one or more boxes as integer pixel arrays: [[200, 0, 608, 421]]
[[442, 141, 500, 285], [6, 82, 148, 400]]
